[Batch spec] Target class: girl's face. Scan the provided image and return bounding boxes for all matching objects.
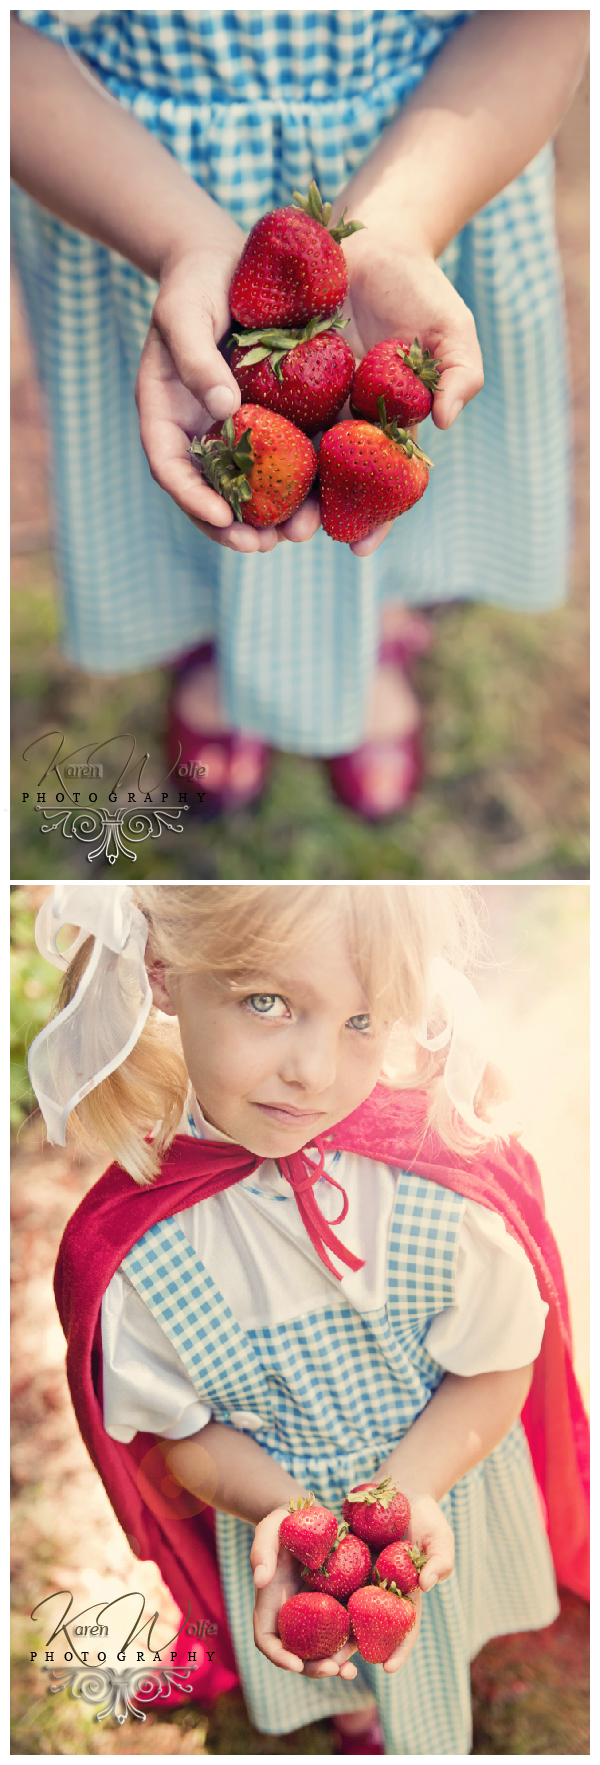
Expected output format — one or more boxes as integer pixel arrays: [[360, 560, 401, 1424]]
[[160, 924, 392, 1156]]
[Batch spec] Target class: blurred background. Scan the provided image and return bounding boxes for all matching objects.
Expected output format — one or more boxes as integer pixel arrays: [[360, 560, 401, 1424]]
[[10, 63, 589, 883], [11, 882, 589, 1753]]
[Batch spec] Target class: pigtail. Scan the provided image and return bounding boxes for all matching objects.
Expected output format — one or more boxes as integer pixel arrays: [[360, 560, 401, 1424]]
[[400, 1042, 512, 1154]]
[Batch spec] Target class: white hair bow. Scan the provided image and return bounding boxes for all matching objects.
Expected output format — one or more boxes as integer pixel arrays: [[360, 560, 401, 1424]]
[[413, 956, 489, 1134], [28, 885, 151, 1146]]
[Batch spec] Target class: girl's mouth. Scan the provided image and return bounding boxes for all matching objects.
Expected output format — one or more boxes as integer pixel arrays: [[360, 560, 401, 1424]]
[[253, 1102, 327, 1125]]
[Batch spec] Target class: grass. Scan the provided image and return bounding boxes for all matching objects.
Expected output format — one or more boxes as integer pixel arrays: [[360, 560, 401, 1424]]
[[11, 551, 589, 881]]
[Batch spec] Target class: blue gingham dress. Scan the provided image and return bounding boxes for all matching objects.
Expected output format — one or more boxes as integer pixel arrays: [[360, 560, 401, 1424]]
[[11, 11, 570, 753], [120, 1170, 558, 1753]]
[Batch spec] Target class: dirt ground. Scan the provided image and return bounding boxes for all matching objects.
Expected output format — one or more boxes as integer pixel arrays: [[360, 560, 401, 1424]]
[[11, 883, 589, 1753]]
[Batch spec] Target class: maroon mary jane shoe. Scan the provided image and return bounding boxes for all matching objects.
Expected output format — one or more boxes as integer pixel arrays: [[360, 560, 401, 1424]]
[[327, 626, 428, 820], [166, 643, 270, 817]]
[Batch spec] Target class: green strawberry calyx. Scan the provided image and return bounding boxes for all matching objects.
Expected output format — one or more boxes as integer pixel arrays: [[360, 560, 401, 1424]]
[[397, 337, 442, 392], [375, 397, 434, 467], [301, 1519, 349, 1579], [292, 180, 365, 242], [229, 311, 349, 382], [189, 420, 254, 523], [286, 1494, 317, 1513], [373, 1571, 416, 1603], [345, 1477, 400, 1511]]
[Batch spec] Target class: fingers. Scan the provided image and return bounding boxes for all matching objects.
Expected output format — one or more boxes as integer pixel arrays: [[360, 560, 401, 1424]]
[[136, 326, 235, 524], [250, 1507, 290, 1589], [253, 1635, 357, 1679], [432, 332, 484, 431], [410, 1498, 455, 1588], [278, 491, 322, 543], [254, 1627, 305, 1674], [153, 264, 241, 422], [136, 327, 282, 549], [350, 520, 393, 558], [420, 1540, 454, 1590], [190, 520, 279, 554], [303, 1640, 358, 1680]]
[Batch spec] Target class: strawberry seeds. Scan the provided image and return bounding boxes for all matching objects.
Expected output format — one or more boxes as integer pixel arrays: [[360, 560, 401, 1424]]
[[276, 1482, 427, 1666], [189, 182, 438, 540]]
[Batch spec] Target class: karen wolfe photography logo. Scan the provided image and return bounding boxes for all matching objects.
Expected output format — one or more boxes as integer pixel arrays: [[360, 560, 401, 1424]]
[[29, 1589, 220, 1726], [21, 732, 208, 862]]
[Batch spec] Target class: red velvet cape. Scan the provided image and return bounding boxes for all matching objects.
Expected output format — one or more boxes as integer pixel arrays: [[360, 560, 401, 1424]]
[[54, 1087, 589, 1703]]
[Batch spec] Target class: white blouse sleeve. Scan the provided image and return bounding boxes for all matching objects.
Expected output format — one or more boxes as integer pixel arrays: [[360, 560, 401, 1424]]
[[425, 1200, 548, 1375], [101, 1269, 212, 1443]]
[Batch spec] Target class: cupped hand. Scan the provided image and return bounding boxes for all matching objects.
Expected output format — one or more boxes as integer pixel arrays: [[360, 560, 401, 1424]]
[[136, 245, 285, 553], [251, 1506, 358, 1679], [345, 240, 484, 431], [335, 238, 484, 556], [135, 238, 483, 561]]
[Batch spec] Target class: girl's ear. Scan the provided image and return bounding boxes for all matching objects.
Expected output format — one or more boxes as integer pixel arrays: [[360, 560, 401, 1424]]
[[147, 960, 178, 1017]]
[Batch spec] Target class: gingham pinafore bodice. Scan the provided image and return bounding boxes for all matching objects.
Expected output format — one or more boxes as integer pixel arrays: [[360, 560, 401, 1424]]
[[11, 11, 569, 753], [121, 1170, 558, 1754]]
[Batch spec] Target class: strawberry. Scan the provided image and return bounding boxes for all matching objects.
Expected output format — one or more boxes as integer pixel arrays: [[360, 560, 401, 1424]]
[[190, 406, 316, 529], [348, 1582, 416, 1664], [302, 1523, 372, 1600], [352, 337, 442, 427], [278, 1591, 350, 1661], [373, 1540, 428, 1594], [319, 401, 432, 544], [229, 180, 364, 329], [229, 314, 355, 436], [279, 1495, 338, 1569], [341, 1477, 411, 1548]]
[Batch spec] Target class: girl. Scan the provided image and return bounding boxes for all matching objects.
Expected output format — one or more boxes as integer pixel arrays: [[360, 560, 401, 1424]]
[[11, 13, 589, 820], [29, 883, 589, 1754]]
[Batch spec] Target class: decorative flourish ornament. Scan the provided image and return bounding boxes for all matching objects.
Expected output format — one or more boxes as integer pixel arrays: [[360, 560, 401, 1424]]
[[34, 804, 186, 863], [43, 1663, 195, 1723]]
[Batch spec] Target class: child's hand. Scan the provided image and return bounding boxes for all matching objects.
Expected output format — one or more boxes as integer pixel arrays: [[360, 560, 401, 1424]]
[[135, 245, 321, 555], [378, 1491, 455, 1674], [251, 1505, 358, 1679], [338, 237, 484, 558]]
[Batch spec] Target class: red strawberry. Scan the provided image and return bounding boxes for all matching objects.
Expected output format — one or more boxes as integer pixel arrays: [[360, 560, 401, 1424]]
[[302, 1523, 372, 1600], [230, 180, 364, 329], [190, 406, 316, 529], [319, 402, 432, 544], [352, 337, 442, 427], [348, 1583, 416, 1664], [230, 314, 355, 436], [373, 1540, 428, 1594], [341, 1478, 411, 1548], [278, 1591, 350, 1661], [279, 1495, 338, 1569]]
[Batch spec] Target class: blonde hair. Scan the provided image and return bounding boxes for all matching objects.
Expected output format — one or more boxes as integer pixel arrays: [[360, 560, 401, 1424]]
[[53, 884, 507, 1183]]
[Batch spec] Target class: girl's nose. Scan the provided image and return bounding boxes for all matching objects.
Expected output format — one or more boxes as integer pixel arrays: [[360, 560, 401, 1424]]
[[279, 1023, 338, 1093]]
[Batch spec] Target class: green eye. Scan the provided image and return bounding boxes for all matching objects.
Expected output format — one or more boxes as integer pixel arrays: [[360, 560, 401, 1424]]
[[247, 994, 287, 1016], [348, 1013, 371, 1032]]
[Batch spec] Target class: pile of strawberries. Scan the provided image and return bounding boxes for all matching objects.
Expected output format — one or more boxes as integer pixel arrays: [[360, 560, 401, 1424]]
[[190, 183, 440, 545], [276, 1479, 428, 1665]]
